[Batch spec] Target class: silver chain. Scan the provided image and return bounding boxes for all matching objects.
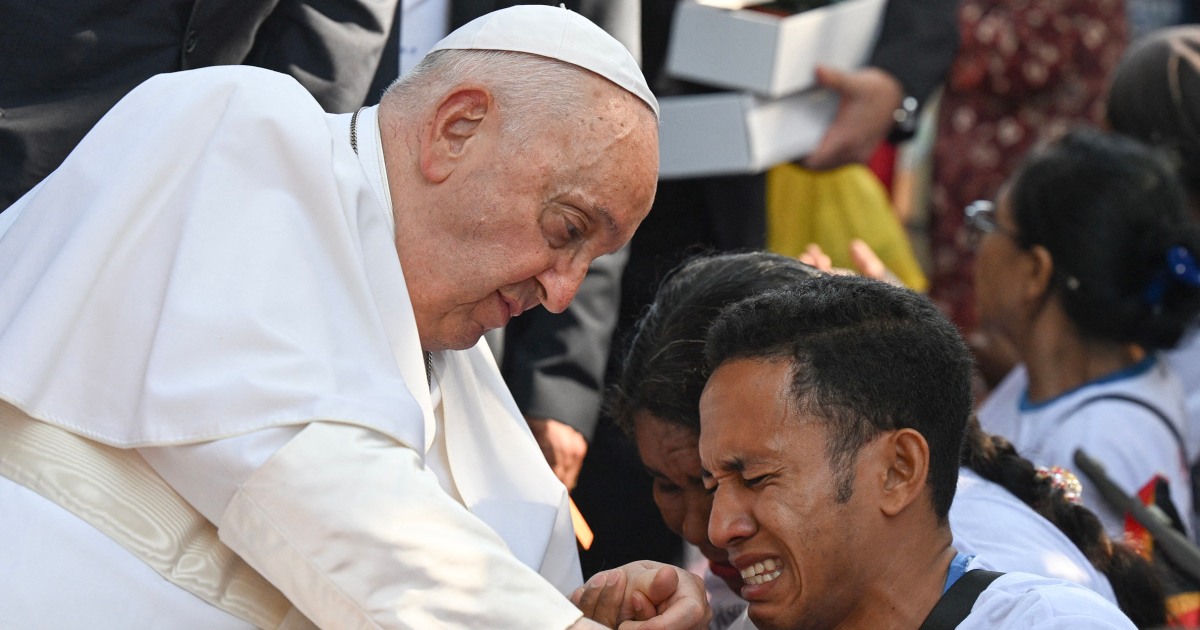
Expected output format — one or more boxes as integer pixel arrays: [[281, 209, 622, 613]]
[[350, 106, 430, 388], [349, 107, 364, 155]]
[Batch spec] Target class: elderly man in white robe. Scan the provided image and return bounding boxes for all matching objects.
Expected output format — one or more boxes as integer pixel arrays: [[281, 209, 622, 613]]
[[0, 6, 709, 629]]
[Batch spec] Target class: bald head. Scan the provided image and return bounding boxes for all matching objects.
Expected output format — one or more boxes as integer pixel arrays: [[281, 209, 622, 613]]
[[377, 47, 658, 351], [371, 7, 660, 350]]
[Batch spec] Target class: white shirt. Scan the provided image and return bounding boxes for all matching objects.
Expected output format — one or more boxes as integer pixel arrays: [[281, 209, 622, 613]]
[[978, 358, 1193, 539], [0, 66, 582, 629], [958, 556, 1135, 629], [1164, 327, 1200, 465], [951, 468, 1117, 604], [721, 555, 1133, 629]]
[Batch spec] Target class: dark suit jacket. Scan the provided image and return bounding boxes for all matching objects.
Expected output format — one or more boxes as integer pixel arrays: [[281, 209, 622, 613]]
[[868, 0, 961, 106], [0, 0, 397, 209]]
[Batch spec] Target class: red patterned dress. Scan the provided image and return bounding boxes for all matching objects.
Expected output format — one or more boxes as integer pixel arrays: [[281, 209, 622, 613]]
[[928, 0, 1129, 331]]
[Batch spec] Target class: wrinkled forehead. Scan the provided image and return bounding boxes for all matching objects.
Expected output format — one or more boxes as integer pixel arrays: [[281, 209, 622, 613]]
[[560, 98, 658, 240]]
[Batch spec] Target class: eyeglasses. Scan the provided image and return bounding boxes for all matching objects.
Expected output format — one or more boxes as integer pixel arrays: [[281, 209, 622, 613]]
[[964, 200, 1018, 241]]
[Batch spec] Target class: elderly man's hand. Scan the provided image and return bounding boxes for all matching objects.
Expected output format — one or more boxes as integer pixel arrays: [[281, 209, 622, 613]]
[[527, 416, 588, 490], [570, 561, 711, 630], [802, 65, 905, 170]]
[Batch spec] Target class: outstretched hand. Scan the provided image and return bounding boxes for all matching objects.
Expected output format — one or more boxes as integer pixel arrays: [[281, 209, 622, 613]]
[[800, 239, 901, 286], [803, 65, 904, 170], [571, 561, 710, 630]]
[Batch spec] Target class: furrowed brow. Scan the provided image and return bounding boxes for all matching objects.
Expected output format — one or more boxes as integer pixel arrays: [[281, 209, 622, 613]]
[[704, 456, 747, 477]]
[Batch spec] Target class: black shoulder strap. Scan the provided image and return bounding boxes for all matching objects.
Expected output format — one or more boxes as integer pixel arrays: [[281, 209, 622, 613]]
[[918, 569, 1004, 630], [1073, 393, 1187, 463]]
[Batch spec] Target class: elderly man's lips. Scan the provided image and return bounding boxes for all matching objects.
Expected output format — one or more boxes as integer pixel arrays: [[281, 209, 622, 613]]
[[500, 294, 522, 319]]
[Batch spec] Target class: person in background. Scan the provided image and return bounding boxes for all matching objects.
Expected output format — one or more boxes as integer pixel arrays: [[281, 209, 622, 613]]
[[609, 251, 1164, 628], [0, 7, 710, 628], [956, 417, 1165, 627], [974, 129, 1200, 545], [1107, 30, 1200, 530], [927, 0, 1129, 338], [0, 0, 401, 211]]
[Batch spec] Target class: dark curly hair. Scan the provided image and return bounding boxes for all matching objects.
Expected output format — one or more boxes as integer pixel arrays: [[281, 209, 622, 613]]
[[703, 274, 974, 519], [607, 251, 821, 436], [1009, 128, 1200, 350]]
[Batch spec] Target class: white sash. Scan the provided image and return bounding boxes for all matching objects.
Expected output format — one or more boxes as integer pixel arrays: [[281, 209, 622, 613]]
[[0, 400, 316, 630]]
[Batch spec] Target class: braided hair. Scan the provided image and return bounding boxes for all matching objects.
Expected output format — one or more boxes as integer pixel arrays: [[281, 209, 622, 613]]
[[963, 416, 1166, 627]]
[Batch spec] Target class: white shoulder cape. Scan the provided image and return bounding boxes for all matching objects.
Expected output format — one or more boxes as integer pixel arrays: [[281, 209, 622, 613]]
[[0, 66, 580, 592]]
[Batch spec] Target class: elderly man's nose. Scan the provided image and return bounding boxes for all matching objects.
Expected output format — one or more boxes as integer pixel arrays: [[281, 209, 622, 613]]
[[538, 259, 588, 313]]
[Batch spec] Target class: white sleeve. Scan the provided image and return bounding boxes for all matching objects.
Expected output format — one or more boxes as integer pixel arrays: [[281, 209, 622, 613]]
[[139, 422, 584, 629]]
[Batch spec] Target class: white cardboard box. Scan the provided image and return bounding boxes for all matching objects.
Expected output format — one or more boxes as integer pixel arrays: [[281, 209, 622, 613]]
[[657, 89, 839, 179], [665, 0, 885, 98]]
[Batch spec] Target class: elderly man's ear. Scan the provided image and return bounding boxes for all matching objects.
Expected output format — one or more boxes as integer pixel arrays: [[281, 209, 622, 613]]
[[877, 428, 930, 517], [420, 87, 492, 184]]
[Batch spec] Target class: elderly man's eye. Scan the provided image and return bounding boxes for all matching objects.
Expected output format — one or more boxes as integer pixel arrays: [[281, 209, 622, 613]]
[[544, 210, 584, 248], [561, 215, 583, 242]]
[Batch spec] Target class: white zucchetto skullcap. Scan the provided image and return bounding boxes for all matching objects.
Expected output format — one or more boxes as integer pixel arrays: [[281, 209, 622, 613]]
[[428, 4, 659, 119]]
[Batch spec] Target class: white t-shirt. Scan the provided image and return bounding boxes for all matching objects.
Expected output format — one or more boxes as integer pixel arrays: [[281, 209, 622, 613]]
[[951, 468, 1117, 604], [958, 556, 1135, 629], [978, 358, 1193, 539], [722, 555, 1133, 629], [1164, 327, 1200, 465]]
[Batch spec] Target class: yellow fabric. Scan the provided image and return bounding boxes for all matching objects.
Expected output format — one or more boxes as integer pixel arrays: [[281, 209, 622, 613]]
[[766, 163, 927, 292]]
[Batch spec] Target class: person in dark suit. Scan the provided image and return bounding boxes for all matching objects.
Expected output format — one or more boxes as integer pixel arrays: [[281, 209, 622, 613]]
[[0, 0, 399, 211]]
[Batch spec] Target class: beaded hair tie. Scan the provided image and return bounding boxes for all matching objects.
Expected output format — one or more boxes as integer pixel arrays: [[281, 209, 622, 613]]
[[1035, 465, 1084, 504]]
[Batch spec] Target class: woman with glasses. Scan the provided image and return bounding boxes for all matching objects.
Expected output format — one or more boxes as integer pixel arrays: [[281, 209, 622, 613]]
[[974, 128, 1200, 544]]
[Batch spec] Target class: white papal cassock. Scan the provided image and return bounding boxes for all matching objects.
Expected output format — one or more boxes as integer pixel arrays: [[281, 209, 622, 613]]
[[0, 66, 584, 629]]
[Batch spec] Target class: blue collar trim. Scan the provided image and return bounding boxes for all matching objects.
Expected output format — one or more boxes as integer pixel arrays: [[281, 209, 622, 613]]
[[1019, 355, 1157, 411], [943, 552, 974, 594]]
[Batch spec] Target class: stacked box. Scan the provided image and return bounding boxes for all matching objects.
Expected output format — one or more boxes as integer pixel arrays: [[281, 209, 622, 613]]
[[658, 0, 885, 179]]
